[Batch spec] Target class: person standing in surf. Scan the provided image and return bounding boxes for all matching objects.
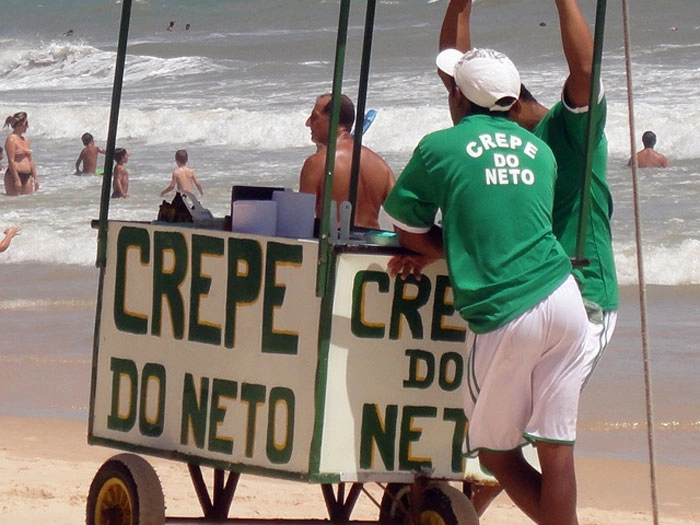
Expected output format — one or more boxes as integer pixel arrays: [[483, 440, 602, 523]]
[[111, 148, 130, 198], [629, 130, 670, 168], [75, 132, 106, 175], [3, 112, 39, 196], [160, 149, 204, 197]]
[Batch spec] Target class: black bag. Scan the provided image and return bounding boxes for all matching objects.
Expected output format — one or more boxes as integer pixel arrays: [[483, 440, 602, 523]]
[[157, 192, 193, 223]]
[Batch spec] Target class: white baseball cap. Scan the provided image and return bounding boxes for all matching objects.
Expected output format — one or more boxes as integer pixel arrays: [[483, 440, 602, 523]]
[[436, 47, 521, 112]]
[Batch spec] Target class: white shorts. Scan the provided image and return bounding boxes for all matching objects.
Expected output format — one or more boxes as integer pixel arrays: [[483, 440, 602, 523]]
[[464, 275, 588, 454], [581, 307, 618, 388]]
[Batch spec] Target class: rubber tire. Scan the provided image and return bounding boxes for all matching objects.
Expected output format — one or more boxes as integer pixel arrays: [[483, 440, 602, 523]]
[[379, 481, 479, 525], [379, 483, 411, 524], [86, 453, 165, 525]]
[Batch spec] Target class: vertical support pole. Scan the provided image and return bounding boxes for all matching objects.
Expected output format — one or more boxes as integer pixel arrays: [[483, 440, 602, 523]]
[[316, 0, 351, 298], [348, 0, 377, 229], [88, 0, 132, 439], [574, 0, 606, 263], [620, 0, 659, 522], [96, 0, 132, 269]]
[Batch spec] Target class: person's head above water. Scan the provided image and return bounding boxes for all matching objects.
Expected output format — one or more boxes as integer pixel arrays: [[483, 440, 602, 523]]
[[642, 130, 657, 149]]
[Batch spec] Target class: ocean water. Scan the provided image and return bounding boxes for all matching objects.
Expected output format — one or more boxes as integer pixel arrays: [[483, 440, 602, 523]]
[[1, 0, 700, 470]]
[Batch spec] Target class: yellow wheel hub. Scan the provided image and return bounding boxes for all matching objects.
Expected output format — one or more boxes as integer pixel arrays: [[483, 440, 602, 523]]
[[94, 477, 133, 525], [420, 509, 448, 525]]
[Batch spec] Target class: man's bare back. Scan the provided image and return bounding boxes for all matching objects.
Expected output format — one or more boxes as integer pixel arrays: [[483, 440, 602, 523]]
[[629, 131, 670, 168], [301, 137, 394, 229], [634, 148, 670, 169]]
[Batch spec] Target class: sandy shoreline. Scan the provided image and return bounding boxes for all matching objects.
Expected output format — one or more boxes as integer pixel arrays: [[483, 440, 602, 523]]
[[0, 416, 697, 523]]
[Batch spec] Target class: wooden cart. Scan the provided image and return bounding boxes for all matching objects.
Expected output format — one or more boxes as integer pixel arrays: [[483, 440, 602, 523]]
[[85, 1, 527, 522]]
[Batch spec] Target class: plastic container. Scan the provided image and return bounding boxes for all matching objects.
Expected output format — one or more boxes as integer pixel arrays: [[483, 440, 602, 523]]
[[231, 200, 277, 236], [272, 190, 316, 239]]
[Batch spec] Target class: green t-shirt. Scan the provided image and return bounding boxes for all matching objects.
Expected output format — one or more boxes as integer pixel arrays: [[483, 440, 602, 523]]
[[533, 96, 619, 311], [383, 114, 572, 334]]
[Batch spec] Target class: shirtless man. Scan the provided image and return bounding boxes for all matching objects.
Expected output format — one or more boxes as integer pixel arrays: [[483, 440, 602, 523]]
[[629, 130, 670, 168], [75, 132, 106, 175], [160, 149, 203, 197], [111, 148, 130, 198], [300, 93, 395, 230], [3, 112, 38, 196]]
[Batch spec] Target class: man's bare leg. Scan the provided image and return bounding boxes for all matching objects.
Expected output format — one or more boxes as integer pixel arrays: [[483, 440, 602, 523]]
[[479, 442, 578, 525]]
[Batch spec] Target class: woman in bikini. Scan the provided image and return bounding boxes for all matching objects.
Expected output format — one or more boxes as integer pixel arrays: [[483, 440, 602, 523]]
[[4, 112, 39, 196]]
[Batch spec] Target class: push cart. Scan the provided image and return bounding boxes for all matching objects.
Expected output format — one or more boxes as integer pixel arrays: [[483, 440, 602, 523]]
[[85, 1, 530, 523]]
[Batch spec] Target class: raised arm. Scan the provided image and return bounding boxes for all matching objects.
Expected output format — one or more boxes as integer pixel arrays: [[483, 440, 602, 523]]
[[556, 0, 594, 108], [439, 0, 472, 52], [438, 0, 474, 89]]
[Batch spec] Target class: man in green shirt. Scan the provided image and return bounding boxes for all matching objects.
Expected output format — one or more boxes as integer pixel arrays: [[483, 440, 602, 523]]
[[438, 0, 619, 388], [382, 47, 588, 525], [432, 0, 620, 519]]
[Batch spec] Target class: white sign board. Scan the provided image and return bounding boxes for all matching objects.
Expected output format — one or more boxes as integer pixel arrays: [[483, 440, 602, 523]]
[[90, 222, 493, 482]]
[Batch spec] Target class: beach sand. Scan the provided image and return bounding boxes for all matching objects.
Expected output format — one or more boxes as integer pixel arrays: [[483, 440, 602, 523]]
[[2, 264, 700, 522], [0, 416, 698, 523]]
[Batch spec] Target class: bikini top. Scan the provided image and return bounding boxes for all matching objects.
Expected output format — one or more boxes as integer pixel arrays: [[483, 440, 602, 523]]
[[7, 136, 32, 161]]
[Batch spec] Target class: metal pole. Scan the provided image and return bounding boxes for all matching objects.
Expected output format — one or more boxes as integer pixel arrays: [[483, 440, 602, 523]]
[[574, 0, 606, 263], [88, 0, 132, 441], [316, 0, 351, 297], [348, 0, 377, 229], [95, 0, 132, 269]]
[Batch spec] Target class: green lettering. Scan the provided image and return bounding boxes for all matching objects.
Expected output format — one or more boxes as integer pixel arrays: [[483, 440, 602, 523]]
[[152, 231, 188, 339], [390, 275, 431, 340], [114, 227, 150, 335], [266, 387, 295, 464], [438, 352, 463, 391], [241, 383, 266, 458], [262, 242, 302, 354], [189, 234, 224, 345], [351, 270, 389, 338], [107, 357, 138, 432], [208, 378, 237, 455], [403, 349, 435, 389], [180, 373, 209, 449], [138, 362, 166, 437], [224, 238, 262, 349], [444, 408, 469, 473], [431, 275, 466, 342], [398, 405, 436, 471], [360, 403, 397, 470]]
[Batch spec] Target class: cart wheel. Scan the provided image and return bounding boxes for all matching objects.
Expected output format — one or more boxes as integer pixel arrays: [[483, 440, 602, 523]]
[[379, 481, 478, 525], [86, 453, 165, 525]]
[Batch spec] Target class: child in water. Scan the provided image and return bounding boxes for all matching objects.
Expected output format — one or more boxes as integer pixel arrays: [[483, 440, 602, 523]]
[[75, 132, 106, 175], [111, 148, 130, 198], [160, 149, 203, 197]]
